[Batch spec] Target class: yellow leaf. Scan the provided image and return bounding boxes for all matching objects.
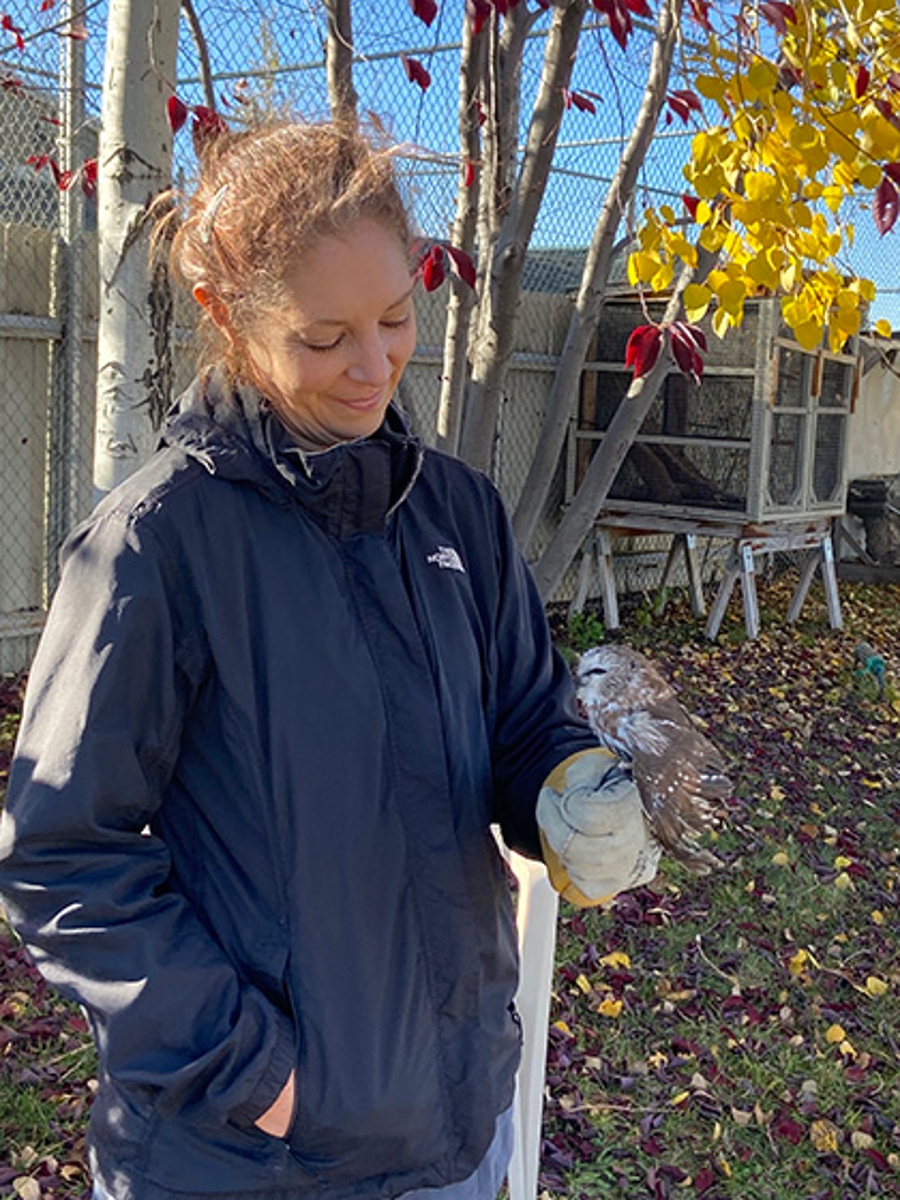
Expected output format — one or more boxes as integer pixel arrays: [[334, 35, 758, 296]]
[[825, 1023, 846, 1043], [12, 1179, 42, 1200], [871, 909, 885, 925], [864, 976, 889, 996], [628, 251, 660, 286], [858, 161, 883, 189], [651, 260, 674, 292], [834, 855, 852, 869], [810, 1118, 841, 1153], [770, 785, 786, 801], [772, 851, 790, 867], [684, 283, 712, 322], [670, 1090, 691, 1107], [788, 949, 809, 975], [791, 320, 823, 351], [553, 1020, 572, 1036], [874, 319, 893, 338], [852, 1131, 876, 1151], [695, 74, 727, 104], [596, 996, 623, 1018], [575, 973, 592, 995], [861, 778, 882, 789], [600, 951, 631, 969], [745, 171, 779, 203], [839, 1039, 857, 1058], [834, 871, 854, 891]]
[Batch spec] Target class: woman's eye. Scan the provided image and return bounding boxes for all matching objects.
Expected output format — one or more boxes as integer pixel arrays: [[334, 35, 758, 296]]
[[301, 336, 343, 352], [382, 314, 411, 330]]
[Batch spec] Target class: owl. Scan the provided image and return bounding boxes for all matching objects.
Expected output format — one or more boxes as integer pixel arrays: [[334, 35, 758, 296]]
[[575, 644, 731, 874]]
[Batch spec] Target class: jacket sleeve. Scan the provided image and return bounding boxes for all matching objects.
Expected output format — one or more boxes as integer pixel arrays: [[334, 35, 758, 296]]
[[485, 489, 597, 859], [0, 507, 295, 1129]]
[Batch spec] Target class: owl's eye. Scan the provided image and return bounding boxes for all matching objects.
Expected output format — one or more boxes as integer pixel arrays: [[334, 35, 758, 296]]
[[579, 667, 607, 681]]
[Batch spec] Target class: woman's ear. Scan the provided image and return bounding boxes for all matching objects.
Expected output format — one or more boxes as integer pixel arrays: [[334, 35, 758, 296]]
[[193, 285, 234, 341]]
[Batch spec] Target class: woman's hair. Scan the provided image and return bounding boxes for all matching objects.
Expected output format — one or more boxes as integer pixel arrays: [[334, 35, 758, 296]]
[[154, 119, 413, 377]]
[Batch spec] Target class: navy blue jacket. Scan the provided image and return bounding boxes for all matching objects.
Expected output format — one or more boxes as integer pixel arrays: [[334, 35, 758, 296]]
[[0, 374, 594, 1199]]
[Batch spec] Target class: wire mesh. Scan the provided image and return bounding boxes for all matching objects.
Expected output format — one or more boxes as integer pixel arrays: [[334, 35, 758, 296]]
[[0, 0, 895, 659]]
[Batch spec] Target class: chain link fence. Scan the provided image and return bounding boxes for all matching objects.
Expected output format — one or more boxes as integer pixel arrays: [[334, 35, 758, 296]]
[[0, 1, 896, 664]]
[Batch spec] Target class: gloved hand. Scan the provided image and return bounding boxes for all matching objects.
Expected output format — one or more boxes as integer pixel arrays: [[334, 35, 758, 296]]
[[536, 749, 661, 907]]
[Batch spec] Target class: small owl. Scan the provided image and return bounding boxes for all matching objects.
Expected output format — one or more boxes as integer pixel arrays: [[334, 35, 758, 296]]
[[575, 644, 731, 874]]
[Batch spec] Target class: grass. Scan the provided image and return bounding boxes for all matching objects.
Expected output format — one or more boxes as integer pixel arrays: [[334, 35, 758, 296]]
[[1, 574, 899, 1198]]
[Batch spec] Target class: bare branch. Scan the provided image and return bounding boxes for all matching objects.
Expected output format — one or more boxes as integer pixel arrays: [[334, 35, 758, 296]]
[[436, 15, 486, 455], [459, 0, 588, 471], [180, 0, 216, 110], [513, 0, 683, 550], [324, 0, 358, 123], [531, 244, 720, 602]]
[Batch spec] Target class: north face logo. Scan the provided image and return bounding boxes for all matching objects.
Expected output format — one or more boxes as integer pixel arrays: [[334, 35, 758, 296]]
[[426, 545, 466, 573]]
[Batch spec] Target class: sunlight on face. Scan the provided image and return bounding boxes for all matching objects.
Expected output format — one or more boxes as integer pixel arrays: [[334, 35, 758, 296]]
[[244, 220, 417, 448]]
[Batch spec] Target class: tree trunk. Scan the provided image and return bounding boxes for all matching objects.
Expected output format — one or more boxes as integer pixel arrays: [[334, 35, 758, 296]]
[[458, 0, 587, 473], [324, 0, 358, 123], [93, 0, 179, 499], [512, 0, 682, 552], [435, 16, 485, 456], [531, 247, 718, 601]]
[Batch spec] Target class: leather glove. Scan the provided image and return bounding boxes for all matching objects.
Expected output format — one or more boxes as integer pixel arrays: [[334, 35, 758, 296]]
[[536, 748, 661, 907]]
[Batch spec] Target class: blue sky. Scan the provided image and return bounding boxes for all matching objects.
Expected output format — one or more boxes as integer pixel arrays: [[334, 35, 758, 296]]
[[2, 0, 897, 323]]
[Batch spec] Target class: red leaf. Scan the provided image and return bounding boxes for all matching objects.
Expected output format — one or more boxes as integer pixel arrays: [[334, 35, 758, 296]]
[[873, 174, 899, 235], [191, 105, 229, 156], [772, 1108, 805, 1145], [571, 90, 597, 114], [625, 324, 664, 378], [874, 98, 900, 130], [883, 161, 900, 185], [625, 0, 653, 15], [26, 154, 49, 171], [40, 0, 54, 8], [2, 14, 25, 51], [462, 160, 475, 188], [670, 324, 705, 384], [39, 114, 61, 125], [447, 244, 477, 289], [681, 192, 700, 219], [475, 99, 487, 126], [81, 158, 97, 199], [167, 95, 188, 134], [855, 63, 870, 99], [401, 54, 431, 92], [422, 245, 446, 291], [694, 1166, 717, 1193], [1, 74, 23, 91], [759, 1, 796, 32], [466, 0, 491, 35], [409, 0, 438, 25], [592, 0, 633, 51], [667, 89, 702, 124], [686, 0, 712, 31]]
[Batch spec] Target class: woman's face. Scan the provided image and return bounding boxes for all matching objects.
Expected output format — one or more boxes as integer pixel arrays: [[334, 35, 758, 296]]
[[242, 219, 417, 447]]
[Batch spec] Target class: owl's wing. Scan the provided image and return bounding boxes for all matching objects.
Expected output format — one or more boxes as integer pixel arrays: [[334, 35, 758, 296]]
[[630, 698, 731, 873]]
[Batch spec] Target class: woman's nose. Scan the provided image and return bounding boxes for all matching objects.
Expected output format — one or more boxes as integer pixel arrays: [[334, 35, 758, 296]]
[[347, 330, 393, 386]]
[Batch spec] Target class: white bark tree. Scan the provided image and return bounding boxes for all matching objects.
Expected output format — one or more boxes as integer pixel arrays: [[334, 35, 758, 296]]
[[93, 0, 180, 499]]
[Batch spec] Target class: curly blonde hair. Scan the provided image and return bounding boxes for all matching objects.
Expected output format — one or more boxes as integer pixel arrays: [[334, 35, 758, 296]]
[[153, 119, 412, 378]]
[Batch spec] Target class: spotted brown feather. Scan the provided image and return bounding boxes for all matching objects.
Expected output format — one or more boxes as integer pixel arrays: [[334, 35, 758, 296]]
[[575, 644, 730, 874]]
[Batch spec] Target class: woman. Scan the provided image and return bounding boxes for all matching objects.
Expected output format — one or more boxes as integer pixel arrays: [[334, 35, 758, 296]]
[[0, 121, 656, 1200]]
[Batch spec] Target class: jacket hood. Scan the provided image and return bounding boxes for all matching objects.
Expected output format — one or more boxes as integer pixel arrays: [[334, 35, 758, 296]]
[[162, 369, 423, 538]]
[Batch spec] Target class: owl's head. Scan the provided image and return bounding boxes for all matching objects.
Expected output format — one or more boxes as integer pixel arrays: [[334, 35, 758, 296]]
[[575, 644, 674, 710]]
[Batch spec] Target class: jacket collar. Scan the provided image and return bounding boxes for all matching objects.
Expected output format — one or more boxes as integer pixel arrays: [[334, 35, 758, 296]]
[[163, 368, 424, 538]]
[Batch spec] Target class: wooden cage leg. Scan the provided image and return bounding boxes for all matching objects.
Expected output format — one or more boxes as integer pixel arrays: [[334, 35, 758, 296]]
[[568, 538, 596, 620], [738, 543, 760, 639], [820, 535, 843, 630], [654, 535, 681, 615], [786, 548, 820, 624], [596, 529, 620, 631], [705, 545, 741, 640], [683, 532, 707, 618]]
